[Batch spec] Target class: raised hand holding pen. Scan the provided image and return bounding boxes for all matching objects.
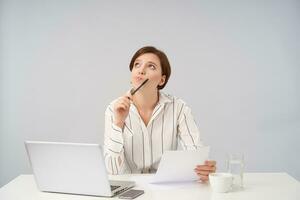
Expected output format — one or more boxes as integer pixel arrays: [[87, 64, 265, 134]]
[[113, 79, 149, 129]]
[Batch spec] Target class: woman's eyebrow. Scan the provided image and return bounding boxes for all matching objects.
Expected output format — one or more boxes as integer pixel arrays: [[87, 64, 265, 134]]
[[134, 60, 158, 66], [148, 61, 158, 66]]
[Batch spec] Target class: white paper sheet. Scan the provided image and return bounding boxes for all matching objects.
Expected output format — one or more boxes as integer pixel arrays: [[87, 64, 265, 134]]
[[151, 146, 210, 183]]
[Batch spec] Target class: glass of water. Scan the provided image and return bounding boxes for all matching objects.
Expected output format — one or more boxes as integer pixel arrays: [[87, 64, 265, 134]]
[[226, 153, 244, 189]]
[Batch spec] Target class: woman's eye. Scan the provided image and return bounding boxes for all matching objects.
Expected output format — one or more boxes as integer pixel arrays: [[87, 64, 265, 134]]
[[149, 64, 156, 70], [134, 63, 140, 68]]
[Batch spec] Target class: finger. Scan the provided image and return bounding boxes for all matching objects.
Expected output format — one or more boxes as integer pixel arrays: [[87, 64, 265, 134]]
[[196, 163, 216, 170], [120, 102, 129, 110], [195, 168, 216, 173], [122, 97, 131, 107], [119, 99, 130, 107], [119, 96, 131, 104], [125, 90, 133, 100], [195, 165, 215, 171], [195, 170, 210, 176], [199, 175, 209, 182], [213, 166, 216, 172], [116, 104, 126, 111], [205, 160, 216, 167], [117, 102, 128, 110]]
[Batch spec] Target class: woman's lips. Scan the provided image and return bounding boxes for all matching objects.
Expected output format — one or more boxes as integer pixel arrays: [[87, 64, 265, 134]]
[[135, 77, 145, 81], [133, 77, 148, 88]]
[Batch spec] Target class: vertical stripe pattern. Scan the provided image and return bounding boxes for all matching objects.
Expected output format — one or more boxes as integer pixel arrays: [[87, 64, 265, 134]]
[[103, 92, 203, 174]]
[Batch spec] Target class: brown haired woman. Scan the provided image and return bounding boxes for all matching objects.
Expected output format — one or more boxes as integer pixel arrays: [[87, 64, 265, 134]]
[[104, 46, 216, 182]]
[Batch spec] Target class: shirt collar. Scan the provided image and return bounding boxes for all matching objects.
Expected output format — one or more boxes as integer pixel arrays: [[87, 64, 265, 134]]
[[129, 91, 173, 125], [129, 91, 172, 113], [157, 91, 172, 105]]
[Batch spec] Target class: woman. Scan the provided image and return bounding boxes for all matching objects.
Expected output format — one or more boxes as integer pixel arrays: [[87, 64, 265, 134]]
[[104, 46, 216, 182]]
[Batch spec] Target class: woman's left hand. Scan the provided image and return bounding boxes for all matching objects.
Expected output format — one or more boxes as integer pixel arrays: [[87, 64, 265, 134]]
[[194, 160, 217, 182]]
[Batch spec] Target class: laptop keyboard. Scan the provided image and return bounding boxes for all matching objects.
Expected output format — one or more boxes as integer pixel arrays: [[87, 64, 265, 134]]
[[110, 185, 120, 191]]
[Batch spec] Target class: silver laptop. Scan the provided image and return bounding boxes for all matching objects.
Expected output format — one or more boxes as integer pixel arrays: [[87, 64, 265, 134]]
[[25, 141, 135, 197]]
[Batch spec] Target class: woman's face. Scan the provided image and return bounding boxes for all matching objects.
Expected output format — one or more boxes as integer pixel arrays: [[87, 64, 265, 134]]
[[131, 53, 166, 91]]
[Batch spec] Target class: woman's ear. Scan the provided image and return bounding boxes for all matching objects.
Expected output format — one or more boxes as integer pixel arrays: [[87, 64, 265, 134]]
[[158, 75, 166, 86]]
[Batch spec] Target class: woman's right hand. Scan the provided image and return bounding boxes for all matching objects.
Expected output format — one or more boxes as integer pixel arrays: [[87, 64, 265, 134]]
[[113, 91, 132, 129]]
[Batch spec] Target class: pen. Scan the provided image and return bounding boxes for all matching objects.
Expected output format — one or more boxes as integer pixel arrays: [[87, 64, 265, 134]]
[[130, 78, 149, 96]]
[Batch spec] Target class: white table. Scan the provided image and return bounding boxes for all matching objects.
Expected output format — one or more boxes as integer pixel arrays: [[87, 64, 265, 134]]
[[0, 173, 299, 200]]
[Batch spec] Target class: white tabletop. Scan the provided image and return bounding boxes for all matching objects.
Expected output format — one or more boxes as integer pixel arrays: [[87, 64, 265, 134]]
[[0, 173, 299, 200]]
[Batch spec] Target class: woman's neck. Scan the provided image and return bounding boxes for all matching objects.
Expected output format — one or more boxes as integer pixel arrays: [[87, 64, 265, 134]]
[[132, 89, 159, 111]]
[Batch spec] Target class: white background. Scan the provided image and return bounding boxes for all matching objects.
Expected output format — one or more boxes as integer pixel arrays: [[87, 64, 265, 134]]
[[1, 0, 299, 187]]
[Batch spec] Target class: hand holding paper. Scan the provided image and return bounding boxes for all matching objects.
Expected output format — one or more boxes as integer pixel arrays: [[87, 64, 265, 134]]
[[151, 146, 210, 183]]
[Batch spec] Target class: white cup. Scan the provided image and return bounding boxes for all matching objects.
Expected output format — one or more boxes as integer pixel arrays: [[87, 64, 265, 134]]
[[209, 173, 233, 193]]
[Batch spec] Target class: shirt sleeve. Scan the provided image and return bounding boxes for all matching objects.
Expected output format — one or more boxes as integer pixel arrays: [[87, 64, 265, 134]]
[[103, 104, 130, 174], [177, 102, 204, 150]]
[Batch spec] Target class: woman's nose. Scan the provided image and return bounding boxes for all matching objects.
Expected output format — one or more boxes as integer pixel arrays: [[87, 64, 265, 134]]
[[138, 66, 146, 75], [139, 71, 145, 75]]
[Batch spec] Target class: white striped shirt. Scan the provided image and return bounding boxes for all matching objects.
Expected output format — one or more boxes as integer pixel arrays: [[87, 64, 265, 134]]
[[103, 91, 203, 174]]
